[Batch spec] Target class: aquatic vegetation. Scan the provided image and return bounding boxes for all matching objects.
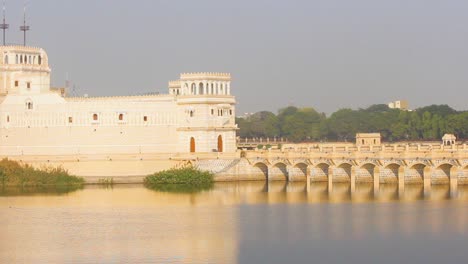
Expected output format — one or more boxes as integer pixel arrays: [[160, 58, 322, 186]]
[[144, 166, 214, 193], [0, 159, 84, 187]]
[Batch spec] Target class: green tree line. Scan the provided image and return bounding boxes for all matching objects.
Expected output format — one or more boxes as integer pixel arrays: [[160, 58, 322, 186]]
[[236, 104, 468, 142]]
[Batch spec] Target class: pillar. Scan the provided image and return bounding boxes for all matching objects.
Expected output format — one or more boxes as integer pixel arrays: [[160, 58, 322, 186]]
[[424, 166, 432, 198], [328, 166, 334, 192], [373, 166, 380, 198], [350, 166, 356, 193], [398, 166, 405, 198], [450, 167, 459, 198]]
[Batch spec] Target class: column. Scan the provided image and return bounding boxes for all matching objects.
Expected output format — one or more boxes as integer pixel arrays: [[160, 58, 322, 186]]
[[398, 166, 405, 198], [373, 166, 380, 198], [423, 166, 432, 198], [450, 167, 459, 198], [328, 166, 334, 192], [350, 166, 356, 194]]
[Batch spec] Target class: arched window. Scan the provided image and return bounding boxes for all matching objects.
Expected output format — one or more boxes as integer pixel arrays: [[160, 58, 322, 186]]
[[38, 56, 42, 65], [93, 113, 98, 121], [211, 109, 214, 115], [211, 83, 214, 94], [15, 54, 18, 64], [220, 83, 224, 94], [199, 83, 204, 95], [6, 116, 9, 122], [26, 102, 33, 110], [4, 55, 8, 64], [118, 113, 124, 121], [191, 83, 196, 94], [189, 110, 194, 117], [24, 56, 27, 64], [20, 55, 23, 64]]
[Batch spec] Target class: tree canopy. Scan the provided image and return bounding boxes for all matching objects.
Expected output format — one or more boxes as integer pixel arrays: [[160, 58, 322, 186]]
[[237, 104, 466, 142]]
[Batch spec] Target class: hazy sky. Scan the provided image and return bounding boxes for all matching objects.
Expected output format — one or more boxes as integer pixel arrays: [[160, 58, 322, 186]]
[[3, 0, 468, 114]]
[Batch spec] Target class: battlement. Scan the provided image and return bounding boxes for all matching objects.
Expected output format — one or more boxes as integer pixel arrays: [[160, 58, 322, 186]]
[[180, 72, 231, 81], [0, 45, 44, 51], [168, 80, 181, 88]]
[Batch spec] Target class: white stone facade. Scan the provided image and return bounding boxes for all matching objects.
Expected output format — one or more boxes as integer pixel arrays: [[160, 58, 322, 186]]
[[0, 46, 237, 156]]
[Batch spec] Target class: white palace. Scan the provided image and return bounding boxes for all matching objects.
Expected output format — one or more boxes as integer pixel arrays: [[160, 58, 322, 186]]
[[0, 45, 237, 157]]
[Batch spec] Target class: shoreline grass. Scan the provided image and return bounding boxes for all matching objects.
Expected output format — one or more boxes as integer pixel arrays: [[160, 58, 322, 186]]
[[0, 159, 84, 187]]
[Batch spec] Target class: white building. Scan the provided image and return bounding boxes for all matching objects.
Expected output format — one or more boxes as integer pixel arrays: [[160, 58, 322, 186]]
[[388, 100, 409, 110], [0, 45, 237, 156]]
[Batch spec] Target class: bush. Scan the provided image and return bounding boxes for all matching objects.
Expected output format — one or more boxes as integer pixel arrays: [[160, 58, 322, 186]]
[[144, 166, 214, 193], [0, 159, 84, 187]]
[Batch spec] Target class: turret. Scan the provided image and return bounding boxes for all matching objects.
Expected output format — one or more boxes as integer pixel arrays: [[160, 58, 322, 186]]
[[0, 45, 51, 95], [176, 72, 231, 96]]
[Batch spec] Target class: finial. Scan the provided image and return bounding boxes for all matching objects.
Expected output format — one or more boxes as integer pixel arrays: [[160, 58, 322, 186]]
[[0, 0, 8, 45], [19, 1, 30, 46]]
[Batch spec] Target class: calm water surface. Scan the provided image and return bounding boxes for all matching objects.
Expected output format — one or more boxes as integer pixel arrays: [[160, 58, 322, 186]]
[[1, 182, 468, 264]]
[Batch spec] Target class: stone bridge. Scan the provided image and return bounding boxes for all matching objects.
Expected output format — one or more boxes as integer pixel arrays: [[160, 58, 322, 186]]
[[215, 143, 468, 192]]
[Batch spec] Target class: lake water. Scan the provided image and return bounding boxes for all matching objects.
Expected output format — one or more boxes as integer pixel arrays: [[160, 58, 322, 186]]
[[1, 182, 468, 264]]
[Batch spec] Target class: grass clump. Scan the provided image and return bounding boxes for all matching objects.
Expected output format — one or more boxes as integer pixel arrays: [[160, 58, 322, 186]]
[[144, 166, 214, 193], [0, 159, 84, 188]]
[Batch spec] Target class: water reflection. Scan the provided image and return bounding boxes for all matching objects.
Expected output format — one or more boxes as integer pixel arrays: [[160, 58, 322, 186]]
[[212, 181, 467, 204], [145, 182, 214, 193], [0, 185, 83, 196], [1, 182, 468, 264]]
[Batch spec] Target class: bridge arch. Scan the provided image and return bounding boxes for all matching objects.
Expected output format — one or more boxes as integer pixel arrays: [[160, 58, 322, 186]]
[[311, 163, 329, 182], [252, 162, 268, 180], [380, 163, 400, 183], [406, 163, 426, 184], [333, 163, 352, 183], [269, 162, 288, 181], [356, 163, 376, 183], [433, 164, 453, 184], [289, 162, 308, 181]]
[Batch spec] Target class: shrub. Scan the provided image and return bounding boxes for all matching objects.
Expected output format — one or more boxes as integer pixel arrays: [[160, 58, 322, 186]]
[[0, 159, 84, 187], [144, 166, 214, 193]]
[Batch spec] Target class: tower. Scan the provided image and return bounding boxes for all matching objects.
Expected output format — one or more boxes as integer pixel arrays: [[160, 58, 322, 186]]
[[171, 73, 237, 153], [0, 46, 51, 95]]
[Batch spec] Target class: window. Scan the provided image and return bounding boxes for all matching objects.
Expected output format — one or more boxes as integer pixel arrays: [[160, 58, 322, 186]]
[[38, 56, 42, 65], [26, 102, 33, 110], [68, 117, 73, 123], [229, 109, 233, 116], [93, 114, 98, 121], [27, 82, 31, 89], [211, 109, 214, 115], [189, 110, 194, 117], [118, 113, 124, 121], [14, 81, 18, 87], [4, 55, 8, 64], [6, 116, 9, 123], [143, 116, 148, 122]]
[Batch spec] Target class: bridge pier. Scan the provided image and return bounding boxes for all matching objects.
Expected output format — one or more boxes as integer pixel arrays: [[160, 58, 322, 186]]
[[350, 167, 356, 193], [424, 167, 432, 198], [373, 167, 380, 198], [398, 167, 406, 198], [328, 167, 334, 192], [450, 167, 458, 198]]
